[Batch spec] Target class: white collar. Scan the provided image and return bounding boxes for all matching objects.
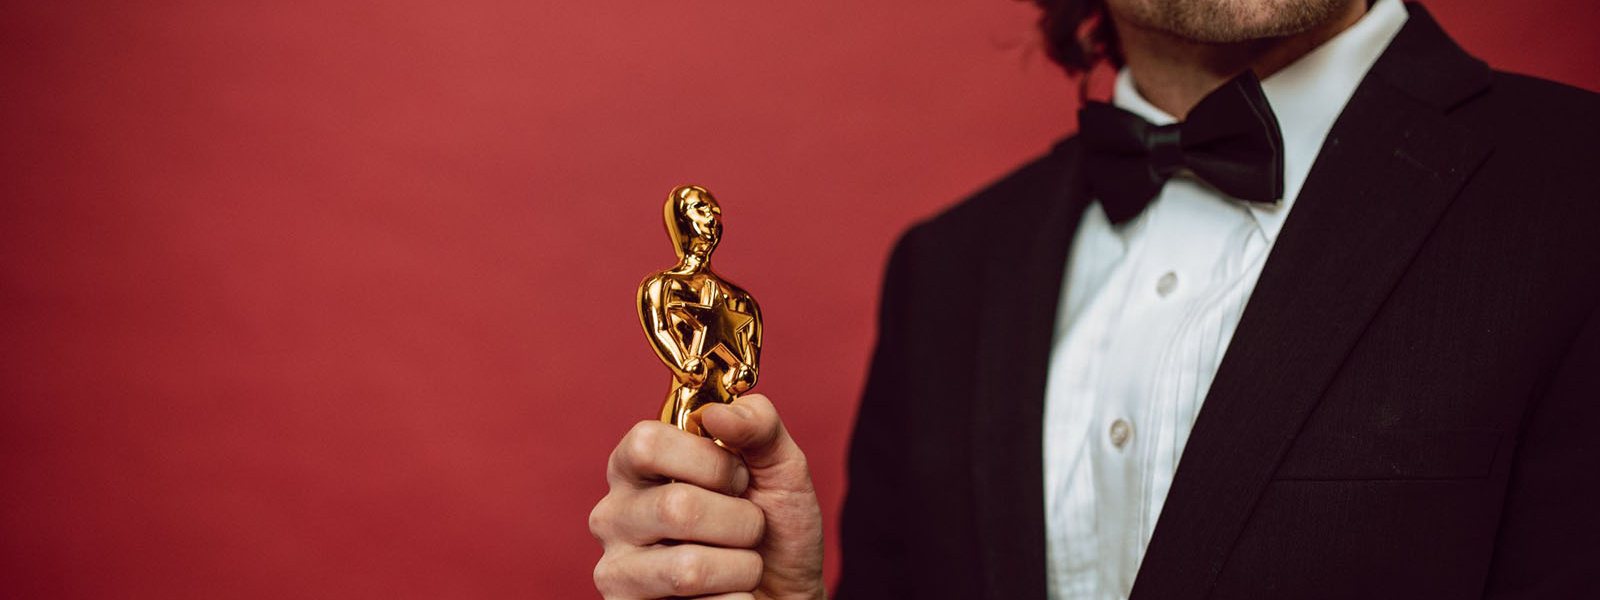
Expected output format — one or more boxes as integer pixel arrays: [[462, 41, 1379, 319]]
[[1111, 0, 1409, 242]]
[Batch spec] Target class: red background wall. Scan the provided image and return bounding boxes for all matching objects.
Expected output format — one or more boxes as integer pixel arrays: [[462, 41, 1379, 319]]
[[2, 1, 1596, 598]]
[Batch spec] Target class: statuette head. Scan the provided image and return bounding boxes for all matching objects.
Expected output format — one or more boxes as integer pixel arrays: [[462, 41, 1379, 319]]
[[664, 185, 723, 262]]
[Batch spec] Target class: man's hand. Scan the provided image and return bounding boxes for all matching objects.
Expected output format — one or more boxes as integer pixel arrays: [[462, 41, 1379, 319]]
[[590, 394, 826, 600]]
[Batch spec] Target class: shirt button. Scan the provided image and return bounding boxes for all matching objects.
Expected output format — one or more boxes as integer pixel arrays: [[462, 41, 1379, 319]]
[[1109, 419, 1133, 449], [1156, 271, 1178, 297]]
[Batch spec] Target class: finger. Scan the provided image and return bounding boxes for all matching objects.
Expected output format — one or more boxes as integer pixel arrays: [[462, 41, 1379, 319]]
[[696, 594, 756, 600], [593, 544, 762, 599], [699, 395, 811, 494], [601, 482, 764, 548], [608, 420, 750, 495]]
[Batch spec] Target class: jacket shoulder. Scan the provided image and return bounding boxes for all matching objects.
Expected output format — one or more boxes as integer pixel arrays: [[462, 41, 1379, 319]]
[[1442, 71, 1600, 281], [1459, 72, 1600, 152], [1484, 71, 1600, 110]]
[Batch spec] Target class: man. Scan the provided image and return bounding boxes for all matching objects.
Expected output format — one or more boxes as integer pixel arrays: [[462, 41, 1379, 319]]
[[590, 0, 1600, 598]]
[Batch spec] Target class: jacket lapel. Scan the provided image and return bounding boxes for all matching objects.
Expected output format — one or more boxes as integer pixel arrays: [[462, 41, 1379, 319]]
[[970, 142, 1090, 600], [1130, 6, 1493, 599]]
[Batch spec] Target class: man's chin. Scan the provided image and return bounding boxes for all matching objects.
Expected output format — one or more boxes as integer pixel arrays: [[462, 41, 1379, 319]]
[[1119, 0, 1353, 44]]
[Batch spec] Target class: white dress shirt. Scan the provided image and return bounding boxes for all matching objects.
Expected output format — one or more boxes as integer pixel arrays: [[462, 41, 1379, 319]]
[[1041, 1, 1410, 598]]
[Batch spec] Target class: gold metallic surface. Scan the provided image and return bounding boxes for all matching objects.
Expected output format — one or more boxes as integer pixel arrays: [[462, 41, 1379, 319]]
[[638, 185, 762, 438]]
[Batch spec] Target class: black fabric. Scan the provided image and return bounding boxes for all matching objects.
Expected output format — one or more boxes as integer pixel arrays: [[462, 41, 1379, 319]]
[[835, 4, 1600, 599], [1080, 71, 1285, 224]]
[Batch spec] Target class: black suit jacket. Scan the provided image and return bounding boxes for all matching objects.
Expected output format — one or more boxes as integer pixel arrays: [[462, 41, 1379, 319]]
[[836, 5, 1600, 599]]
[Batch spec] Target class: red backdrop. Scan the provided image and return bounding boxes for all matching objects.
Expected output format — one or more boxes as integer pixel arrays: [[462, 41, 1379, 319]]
[[2, 1, 1596, 598]]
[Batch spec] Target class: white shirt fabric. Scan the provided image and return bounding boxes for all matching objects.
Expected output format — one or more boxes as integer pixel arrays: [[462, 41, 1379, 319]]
[[1041, 1, 1410, 598]]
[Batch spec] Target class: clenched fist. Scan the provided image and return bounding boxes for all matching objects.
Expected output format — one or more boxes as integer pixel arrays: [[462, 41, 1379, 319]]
[[590, 394, 826, 600]]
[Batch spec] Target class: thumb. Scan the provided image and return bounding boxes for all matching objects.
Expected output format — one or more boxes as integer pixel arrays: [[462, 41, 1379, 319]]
[[700, 394, 827, 600], [699, 394, 813, 495]]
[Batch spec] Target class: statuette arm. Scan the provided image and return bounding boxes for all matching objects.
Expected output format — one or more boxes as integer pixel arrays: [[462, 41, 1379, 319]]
[[637, 277, 704, 386]]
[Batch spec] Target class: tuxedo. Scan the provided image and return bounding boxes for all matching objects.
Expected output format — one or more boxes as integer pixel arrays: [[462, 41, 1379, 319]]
[[835, 4, 1600, 599]]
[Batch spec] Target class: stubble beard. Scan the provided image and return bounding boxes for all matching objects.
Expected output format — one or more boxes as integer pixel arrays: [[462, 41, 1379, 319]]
[[1111, 0, 1357, 43]]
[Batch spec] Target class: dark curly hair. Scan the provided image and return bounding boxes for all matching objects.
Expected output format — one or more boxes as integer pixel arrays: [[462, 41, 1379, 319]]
[[1025, 0, 1125, 75]]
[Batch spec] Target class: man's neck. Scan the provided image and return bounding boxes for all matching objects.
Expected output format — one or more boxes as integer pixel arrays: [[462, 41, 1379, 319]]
[[1115, 1, 1368, 119]]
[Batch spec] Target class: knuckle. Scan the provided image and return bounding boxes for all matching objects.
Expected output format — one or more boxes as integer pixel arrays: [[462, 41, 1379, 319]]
[[591, 555, 617, 593], [605, 450, 627, 484], [622, 424, 661, 472], [624, 421, 659, 451], [668, 548, 709, 595], [655, 485, 698, 530], [587, 497, 614, 540], [627, 419, 659, 440]]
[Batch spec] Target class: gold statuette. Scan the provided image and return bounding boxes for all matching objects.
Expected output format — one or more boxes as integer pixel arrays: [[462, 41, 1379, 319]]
[[638, 185, 762, 438]]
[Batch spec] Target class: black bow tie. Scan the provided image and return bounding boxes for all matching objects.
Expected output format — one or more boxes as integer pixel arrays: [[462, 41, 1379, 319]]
[[1078, 71, 1285, 225]]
